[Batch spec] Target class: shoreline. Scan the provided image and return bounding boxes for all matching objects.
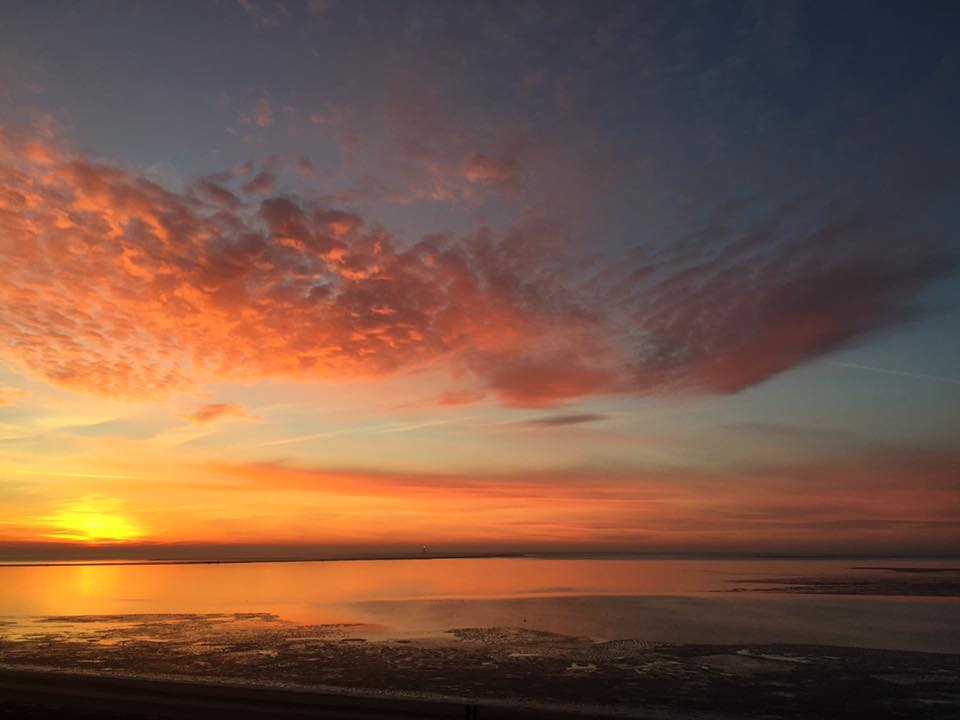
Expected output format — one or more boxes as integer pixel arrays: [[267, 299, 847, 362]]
[[0, 552, 527, 569], [3, 630, 958, 718], [2, 552, 959, 569], [0, 665, 710, 719]]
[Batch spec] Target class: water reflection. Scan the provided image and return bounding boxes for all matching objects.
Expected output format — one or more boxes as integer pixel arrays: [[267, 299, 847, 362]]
[[2, 557, 955, 616], [1, 557, 957, 652]]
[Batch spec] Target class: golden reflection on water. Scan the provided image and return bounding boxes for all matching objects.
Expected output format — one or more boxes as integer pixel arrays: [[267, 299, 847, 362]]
[[1, 557, 713, 619], [1, 557, 952, 623], [73, 564, 121, 599]]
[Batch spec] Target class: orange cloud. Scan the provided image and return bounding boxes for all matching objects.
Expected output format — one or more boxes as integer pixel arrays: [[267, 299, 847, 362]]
[[436, 390, 485, 406], [0, 126, 598, 404], [2, 444, 955, 553], [179, 402, 258, 424], [180, 445, 959, 551], [0, 122, 949, 407], [0, 386, 30, 406]]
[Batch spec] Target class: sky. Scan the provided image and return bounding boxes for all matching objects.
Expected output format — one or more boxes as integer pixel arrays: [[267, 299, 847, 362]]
[[0, 0, 958, 559]]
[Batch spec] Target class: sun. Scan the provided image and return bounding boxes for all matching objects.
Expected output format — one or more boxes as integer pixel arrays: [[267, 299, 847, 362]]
[[43, 495, 146, 543]]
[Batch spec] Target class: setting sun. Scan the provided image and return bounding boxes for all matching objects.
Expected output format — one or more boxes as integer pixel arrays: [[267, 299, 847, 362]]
[[41, 496, 145, 544]]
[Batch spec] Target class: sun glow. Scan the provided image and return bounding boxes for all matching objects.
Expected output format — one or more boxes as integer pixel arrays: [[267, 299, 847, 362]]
[[42, 496, 146, 543]]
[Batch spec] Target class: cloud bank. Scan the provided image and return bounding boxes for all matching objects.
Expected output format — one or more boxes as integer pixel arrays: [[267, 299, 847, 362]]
[[0, 123, 950, 406]]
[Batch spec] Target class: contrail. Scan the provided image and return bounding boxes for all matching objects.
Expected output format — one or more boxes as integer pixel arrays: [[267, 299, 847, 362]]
[[375, 416, 474, 433], [256, 428, 354, 447], [822, 360, 960, 386]]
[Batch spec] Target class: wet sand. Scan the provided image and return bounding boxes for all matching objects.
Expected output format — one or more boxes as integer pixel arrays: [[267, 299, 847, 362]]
[[726, 565, 960, 597], [0, 667, 599, 720], [1, 614, 958, 718], [2, 562, 958, 718]]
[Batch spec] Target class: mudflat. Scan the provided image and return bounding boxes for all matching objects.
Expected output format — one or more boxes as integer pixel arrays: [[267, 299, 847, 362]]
[[0, 667, 587, 719], [1, 614, 959, 719]]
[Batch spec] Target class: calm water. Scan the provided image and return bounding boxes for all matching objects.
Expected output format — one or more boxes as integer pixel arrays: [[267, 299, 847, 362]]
[[2, 557, 958, 652]]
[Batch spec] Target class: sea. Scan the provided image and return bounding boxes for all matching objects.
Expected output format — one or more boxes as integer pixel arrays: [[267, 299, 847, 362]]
[[2, 555, 958, 653]]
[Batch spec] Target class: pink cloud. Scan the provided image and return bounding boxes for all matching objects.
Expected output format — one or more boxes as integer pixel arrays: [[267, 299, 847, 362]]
[[179, 402, 257, 424], [622, 218, 949, 394], [437, 390, 485, 406], [236, 0, 282, 28], [239, 169, 276, 195], [0, 126, 587, 401], [239, 97, 274, 128], [463, 153, 514, 185], [474, 353, 617, 408], [0, 123, 949, 407]]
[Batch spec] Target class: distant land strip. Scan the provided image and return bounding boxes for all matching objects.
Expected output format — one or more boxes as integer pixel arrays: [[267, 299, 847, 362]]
[[0, 552, 528, 568]]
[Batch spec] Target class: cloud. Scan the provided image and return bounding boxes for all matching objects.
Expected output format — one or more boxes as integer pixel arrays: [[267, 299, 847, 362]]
[[0, 127, 595, 403], [66, 418, 164, 439], [239, 97, 274, 128], [192, 444, 960, 551], [618, 216, 952, 395], [336, 77, 540, 205], [180, 402, 258, 424], [239, 169, 275, 195], [236, 0, 283, 28], [0, 122, 951, 407], [306, 0, 335, 16], [0, 386, 30, 406], [474, 351, 616, 407], [195, 178, 242, 209], [463, 149, 521, 186], [437, 390, 486, 406], [524, 413, 608, 427]]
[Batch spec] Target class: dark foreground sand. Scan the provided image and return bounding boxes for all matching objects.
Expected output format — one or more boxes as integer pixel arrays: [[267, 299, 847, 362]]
[[2, 652, 959, 720], [2, 614, 959, 719], [0, 668, 590, 720]]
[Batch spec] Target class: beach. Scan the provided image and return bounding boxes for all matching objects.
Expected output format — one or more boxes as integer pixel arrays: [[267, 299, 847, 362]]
[[1, 609, 959, 718], [1, 558, 958, 718], [0, 667, 589, 719], [2, 637, 958, 719]]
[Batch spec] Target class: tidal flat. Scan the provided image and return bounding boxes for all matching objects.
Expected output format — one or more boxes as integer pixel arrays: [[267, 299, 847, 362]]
[[1, 612, 959, 718]]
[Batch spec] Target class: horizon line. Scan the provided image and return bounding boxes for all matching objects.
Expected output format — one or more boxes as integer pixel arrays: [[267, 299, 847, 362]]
[[2, 550, 960, 569]]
